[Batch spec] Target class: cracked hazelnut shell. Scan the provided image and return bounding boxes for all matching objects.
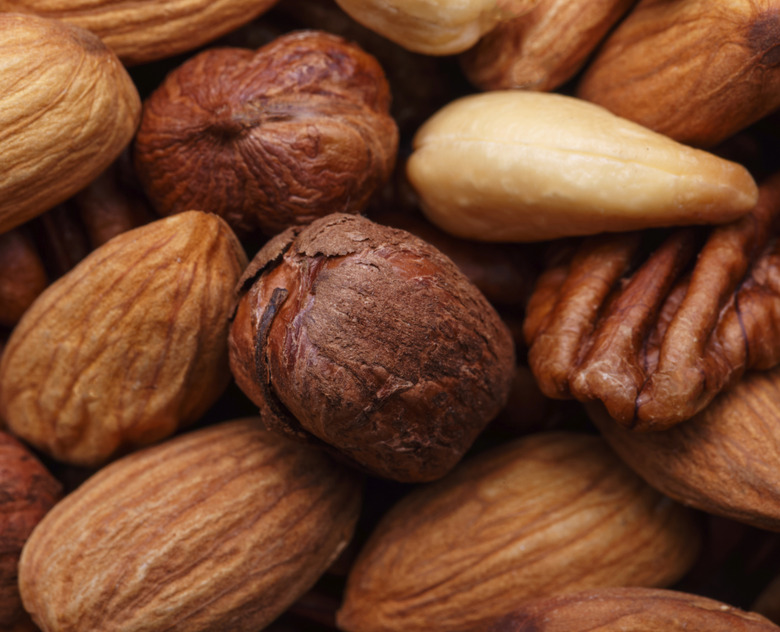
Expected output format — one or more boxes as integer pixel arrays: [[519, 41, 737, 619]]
[[228, 213, 516, 482], [134, 30, 399, 237]]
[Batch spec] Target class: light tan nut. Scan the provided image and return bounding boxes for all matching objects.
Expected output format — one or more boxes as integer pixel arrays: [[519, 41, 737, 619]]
[[333, 0, 540, 55], [0, 0, 281, 65], [0, 212, 248, 467], [337, 432, 701, 632], [577, 0, 780, 148], [461, 0, 635, 92], [18, 419, 363, 632], [406, 91, 758, 242], [0, 13, 140, 235]]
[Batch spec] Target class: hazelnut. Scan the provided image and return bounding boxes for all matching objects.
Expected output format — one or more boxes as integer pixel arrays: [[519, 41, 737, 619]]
[[134, 30, 399, 237], [228, 213, 516, 482]]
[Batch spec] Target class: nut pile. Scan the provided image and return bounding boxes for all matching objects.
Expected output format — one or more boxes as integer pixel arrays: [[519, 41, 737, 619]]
[[3, 1, 780, 631]]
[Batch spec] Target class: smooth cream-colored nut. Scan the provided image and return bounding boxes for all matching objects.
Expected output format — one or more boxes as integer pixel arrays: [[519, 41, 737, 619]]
[[407, 91, 759, 242], [334, 0, 539, 55]]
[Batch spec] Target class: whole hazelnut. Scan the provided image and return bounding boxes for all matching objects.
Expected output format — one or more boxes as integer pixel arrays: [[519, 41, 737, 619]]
[[229, 213, 516, 482], [134, 30, 399, 237]]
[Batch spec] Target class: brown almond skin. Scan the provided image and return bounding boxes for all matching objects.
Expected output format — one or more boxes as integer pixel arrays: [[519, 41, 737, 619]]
[[337, 432, 701, 632], [0, 0, 281, 65], [229, 213, 516, 482], [590, 364, 780, 531], [577, 0, 780, 147], [0, 431, 61, 629], [18, 419, 363, 632], [481, 587, 780, 632], [0, 212, 248, 467], [0, 13, 140, 235], [0, 228, 48, 327], [134, 31, 399, 238]]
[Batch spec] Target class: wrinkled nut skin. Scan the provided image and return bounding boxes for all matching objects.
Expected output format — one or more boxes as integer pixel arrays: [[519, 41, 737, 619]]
[[461, 0, 635, 92], [0, 212, 248, 467], [589, 363, 780, 532], [334, 0, 540, 55], [525, 172, 780, 430], [480, 587, 780, 632], [0, 0, 281, 65], [229, 213, 515, 483], [0, 431, 62, 629], [134, 31, 398, 238], [0, 228, 48, 327], [577, 0, 780, 147], [337, 432, 701, 632], [407, 91, 758, 243], [18, 419, 363, 632], [0, 13, 140, 235]]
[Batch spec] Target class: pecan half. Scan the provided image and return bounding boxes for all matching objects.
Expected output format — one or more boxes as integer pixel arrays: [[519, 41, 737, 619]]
[[525, 172, 780, 431]]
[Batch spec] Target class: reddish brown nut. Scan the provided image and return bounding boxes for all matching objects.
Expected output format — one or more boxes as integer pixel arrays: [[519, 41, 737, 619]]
[[0, 228, 48, 327], [0, 431, 62, 629], [134, 30, 399, 237], [229, 213, 515, 482], [524, 171, 780, 431]]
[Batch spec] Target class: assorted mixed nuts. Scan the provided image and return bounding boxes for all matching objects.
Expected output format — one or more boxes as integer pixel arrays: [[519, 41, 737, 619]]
[[3, 1, 780, 631]]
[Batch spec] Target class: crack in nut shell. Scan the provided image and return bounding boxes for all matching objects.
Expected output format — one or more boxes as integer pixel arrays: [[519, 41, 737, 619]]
[[134, 30, 399, 238], [525, 172, 780, 431], [228, 213, 516, 482]]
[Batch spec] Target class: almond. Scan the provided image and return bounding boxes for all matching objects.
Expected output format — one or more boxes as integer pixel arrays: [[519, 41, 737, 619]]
[[0, 211, 248, 467], [337, 432, 701, 632], [0, 13, 140, 234], [18, 418, 363, 632]]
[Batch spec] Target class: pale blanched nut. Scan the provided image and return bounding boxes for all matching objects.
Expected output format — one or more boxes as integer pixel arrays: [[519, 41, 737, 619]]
[[407, 91, 759, 242], [334, 0, 541, 55], [337, 432, 701, 632], [0, 13, 140, 235], [460, 0, 635, 92], [0, 0, 282, 65], [18, 419, 363, 632], [0, 212, 248, 467]]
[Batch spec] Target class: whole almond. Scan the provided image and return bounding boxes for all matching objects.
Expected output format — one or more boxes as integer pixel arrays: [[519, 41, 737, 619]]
[[0, 13, 140, 234], [482, 587, 780, 631], [407, 91, 758, 242], [0, 0, 281, 65], [18, 419, 363, 632], [577, 0, 780, 147], [590, 364, 780, 531], [0, 212, 248, 466], [337, 432, 701, 632]]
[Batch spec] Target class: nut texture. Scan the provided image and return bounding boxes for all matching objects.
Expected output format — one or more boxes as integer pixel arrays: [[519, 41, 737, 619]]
[[0, 13, 140, 235], [337, 432, 701, 632], [0, 431, 61, 629], [229, 213, 515, 482], [481, 587, 780, 631], [0, 212, 248, 466], [461, 0, 635, 91], [18, 419, 363, 632], [407, 91, 758, 242], [0, 0, 281, 65], [525, 172, 780, 430], [134, 31, 398, 237], [0, 228, 48, 327], [577, 0, 780, 147]]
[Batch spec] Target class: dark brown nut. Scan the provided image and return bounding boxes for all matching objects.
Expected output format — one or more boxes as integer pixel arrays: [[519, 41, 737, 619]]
[[589, 363, 780, 531], [134, 30, 399, 238], [0, 0, 281, 66], [228, 213, 515, 482], [481, 587, 780, 632], [0, 431, 62, 629], [18, 419, 362, 632], [337, 433, 701, 632], [524, 171, 780, 431], [577, 0, 780, 147], [0, 228, 48, 327], [460, 0, 635, 92]]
